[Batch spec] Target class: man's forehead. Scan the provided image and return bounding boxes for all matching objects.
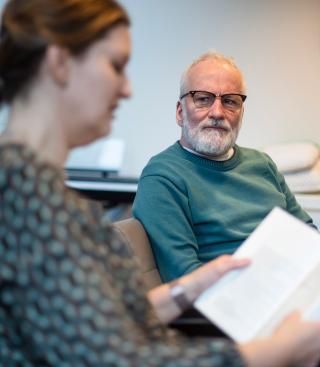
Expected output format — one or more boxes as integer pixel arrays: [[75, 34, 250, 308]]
[[189, 60, 237, 77], [186, 60, 243, 90]]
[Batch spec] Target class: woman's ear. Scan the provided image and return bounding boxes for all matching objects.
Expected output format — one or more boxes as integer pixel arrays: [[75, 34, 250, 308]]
[[45, 44, 71, 86]]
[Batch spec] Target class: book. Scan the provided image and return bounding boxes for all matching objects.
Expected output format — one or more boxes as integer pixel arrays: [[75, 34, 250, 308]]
[[194, 207, 320, 343]]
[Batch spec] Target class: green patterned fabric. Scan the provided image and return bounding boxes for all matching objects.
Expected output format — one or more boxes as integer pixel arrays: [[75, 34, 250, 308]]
[[0, 143, 244, 366]]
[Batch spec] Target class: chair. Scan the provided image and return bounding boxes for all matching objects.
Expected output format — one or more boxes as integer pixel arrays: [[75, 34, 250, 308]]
[[113, 218, 224, 337], [113, 217, 162, 290]]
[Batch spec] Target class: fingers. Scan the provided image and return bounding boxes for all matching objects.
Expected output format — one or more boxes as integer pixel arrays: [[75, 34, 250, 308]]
[[181, 255, 251, 302], [276, 310, 301, 327], [272, 311, 320, 367], [275, 310, 320, 335], [206, 255, 251, 282]]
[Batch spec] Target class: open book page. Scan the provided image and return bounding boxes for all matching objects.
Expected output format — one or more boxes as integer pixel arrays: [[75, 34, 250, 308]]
[[255, 262, 320, 338], [194, 207, 320, 343]]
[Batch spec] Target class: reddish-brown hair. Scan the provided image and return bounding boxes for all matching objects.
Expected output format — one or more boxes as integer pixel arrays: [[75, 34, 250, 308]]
[[0, 0, 130, 103]]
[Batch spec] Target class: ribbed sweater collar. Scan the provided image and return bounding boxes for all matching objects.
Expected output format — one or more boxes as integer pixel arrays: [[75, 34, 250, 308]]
[[173, 141, 241, 171]]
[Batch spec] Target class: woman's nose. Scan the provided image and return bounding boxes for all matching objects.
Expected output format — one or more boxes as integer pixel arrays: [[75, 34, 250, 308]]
[[120, 76, 131, 99]]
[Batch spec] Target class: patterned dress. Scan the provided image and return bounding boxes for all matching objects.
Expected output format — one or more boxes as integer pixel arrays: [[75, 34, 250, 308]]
[[0, 143, 245, 366]]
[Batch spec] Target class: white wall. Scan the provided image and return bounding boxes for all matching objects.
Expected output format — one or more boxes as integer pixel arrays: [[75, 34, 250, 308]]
[[112, 0, 320, 176], [1, 0, 319, 177]]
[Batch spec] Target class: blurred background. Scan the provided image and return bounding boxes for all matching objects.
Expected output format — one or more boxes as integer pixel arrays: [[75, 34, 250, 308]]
[[1, 0, 319, 177]]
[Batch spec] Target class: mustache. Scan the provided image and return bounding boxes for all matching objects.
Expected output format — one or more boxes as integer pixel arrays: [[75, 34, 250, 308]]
[[201, 119, 231, 131]]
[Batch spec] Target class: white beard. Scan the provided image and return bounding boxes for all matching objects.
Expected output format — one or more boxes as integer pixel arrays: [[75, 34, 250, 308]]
[[181, 113, 241, 157]]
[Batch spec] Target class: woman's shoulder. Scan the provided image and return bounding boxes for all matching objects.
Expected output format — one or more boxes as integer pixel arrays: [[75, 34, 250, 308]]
[[0, 141, 63, 181]]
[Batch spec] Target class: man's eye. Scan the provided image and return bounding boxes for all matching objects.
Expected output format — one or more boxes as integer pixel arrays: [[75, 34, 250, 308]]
[[196, 96, 211, 103], [222, 96, 242, 108], [223, 98, 237, 105]]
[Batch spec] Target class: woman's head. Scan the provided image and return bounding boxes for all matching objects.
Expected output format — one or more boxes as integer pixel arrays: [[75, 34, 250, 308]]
[[0, 0, 132, 150], [0, 0, 130, 104]]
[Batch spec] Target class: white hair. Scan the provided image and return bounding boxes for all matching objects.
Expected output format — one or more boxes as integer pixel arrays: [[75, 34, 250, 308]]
[[179, 50, 246, 97]]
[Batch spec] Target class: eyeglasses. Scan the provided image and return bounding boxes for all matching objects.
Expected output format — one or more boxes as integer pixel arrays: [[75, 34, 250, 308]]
[[180, 90, 247, 111]]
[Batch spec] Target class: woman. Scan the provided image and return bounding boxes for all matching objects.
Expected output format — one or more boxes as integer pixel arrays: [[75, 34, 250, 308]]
[[0, 0, 320, 366]]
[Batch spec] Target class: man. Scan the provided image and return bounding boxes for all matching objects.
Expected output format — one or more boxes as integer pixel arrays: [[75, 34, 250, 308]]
[[132, 51, 314, 282]]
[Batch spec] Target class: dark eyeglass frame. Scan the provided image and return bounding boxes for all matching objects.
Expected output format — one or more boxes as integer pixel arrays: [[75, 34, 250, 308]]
[[180, 90, 247, 110]]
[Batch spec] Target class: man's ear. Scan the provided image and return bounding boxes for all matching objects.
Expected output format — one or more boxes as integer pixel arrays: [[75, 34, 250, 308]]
[[176, 100, 183, 127], [45, 44, 71, 86], [239, 106, 244, 123]]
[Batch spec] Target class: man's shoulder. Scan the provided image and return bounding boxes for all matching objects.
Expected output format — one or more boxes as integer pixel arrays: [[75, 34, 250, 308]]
[[238, 145, 271, 161], [150, 141, 183, 160], [237, 145, 278, 175], [141, 142, 186, 175]]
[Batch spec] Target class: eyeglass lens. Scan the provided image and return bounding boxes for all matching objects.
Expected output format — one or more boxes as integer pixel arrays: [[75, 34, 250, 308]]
[[192, 91, 244, 110]]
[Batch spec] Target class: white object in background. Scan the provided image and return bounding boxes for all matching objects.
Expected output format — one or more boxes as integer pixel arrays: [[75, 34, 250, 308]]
[[195, 207, 320, 343], [284, 160, 320, 193], [264, 142, 319, 173], [66, 137, 125, 173]]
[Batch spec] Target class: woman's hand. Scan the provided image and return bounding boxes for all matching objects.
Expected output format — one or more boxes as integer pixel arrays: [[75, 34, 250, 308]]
[[239, 311, 320, 367], [148, 255, 250, 324], [178, 255, 250, 304]]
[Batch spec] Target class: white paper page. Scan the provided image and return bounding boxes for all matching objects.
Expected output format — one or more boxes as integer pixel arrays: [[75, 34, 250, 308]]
[[195, 207, 320, 342], [255, 263, 320, 338], [305, 294, 320, 320]]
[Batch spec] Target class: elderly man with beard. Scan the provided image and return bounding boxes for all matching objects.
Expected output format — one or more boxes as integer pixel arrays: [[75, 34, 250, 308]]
[[133, 51, 315, 283]]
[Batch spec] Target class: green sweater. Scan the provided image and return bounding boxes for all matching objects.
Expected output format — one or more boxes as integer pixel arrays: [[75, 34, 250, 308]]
[[133, 142, 314, 282]]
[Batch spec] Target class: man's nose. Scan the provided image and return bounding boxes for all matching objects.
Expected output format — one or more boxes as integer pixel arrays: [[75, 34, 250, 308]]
[[207, 97, 225, 119]]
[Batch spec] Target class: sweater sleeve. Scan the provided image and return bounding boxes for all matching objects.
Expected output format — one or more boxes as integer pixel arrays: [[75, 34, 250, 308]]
[[133, 173, 204, 282]]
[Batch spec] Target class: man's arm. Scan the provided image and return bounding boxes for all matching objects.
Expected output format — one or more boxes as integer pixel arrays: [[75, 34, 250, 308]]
[[267, 156, 316, 228], [133, 174, 203, 282], [283, 179, 316, 228]]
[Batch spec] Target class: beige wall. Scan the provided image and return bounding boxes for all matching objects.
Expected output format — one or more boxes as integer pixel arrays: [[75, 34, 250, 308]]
[[113, 0, 320, 176], [1, 0, 319, 176]]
